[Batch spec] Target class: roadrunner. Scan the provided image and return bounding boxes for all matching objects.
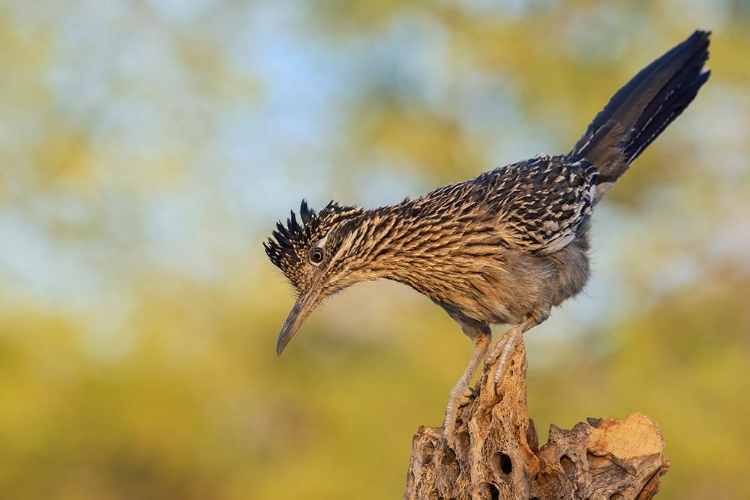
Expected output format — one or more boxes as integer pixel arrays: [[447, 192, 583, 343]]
[[265, 31, 710, 447]]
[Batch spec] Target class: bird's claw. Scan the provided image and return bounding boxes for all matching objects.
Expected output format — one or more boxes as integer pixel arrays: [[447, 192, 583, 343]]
[[442, 433, 455, 454], [460, 386, 477, 407]]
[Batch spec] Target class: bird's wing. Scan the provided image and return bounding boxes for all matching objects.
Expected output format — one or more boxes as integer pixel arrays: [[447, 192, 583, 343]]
[[476, 155, 599, 255]]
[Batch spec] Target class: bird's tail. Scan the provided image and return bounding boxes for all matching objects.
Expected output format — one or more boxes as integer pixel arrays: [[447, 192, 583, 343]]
[[571, 30, 710, 199]]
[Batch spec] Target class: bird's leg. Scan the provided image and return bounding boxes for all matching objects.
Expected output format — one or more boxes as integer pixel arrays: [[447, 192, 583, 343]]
[[485, 315, 541, 392], [443, 322, 491, 450]]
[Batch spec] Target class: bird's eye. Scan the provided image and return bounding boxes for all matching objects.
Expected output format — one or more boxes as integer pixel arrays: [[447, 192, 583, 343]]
[[310, 247, 325, 264]]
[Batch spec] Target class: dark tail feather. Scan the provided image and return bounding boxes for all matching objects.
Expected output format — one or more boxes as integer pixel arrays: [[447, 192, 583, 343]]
[[571, 30, 710, 197]]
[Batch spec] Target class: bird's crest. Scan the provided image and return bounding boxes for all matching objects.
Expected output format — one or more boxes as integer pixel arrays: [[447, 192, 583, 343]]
[[264, 200, 363, 289]]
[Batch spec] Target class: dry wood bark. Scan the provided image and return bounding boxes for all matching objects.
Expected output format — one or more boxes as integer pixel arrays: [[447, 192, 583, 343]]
[[404, 341, 668, 500]]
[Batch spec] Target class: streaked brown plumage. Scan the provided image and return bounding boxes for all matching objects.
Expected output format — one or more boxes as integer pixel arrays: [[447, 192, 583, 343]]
[[264, 31, 711, 447]]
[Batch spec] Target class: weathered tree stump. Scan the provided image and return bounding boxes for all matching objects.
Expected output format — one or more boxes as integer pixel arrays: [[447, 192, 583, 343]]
[[404, 341, 668, 499]]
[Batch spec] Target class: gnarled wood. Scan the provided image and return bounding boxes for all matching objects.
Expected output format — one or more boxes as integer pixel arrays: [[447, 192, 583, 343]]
[[405, 342, 668, 500]]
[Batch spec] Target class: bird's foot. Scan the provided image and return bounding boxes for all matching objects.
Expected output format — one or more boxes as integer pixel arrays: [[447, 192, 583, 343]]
[[442, 384, 476, 451], [460, 385, 478, 406], [442, 407, 459, 452], [486, 327, 523, 394]]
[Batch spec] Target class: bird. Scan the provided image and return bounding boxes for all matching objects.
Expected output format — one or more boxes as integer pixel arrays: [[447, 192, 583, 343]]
[[264, 30, 711, 448]]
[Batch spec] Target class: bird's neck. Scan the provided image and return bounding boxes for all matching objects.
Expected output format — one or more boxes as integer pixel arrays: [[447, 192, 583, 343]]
[[348, 203, 463, 293]]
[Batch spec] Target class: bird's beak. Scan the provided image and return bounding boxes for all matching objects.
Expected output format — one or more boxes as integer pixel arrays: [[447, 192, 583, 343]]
[[276, 287, 322, 355]]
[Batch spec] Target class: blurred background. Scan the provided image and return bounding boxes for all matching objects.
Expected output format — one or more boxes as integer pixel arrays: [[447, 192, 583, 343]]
[[1, 0, 748, 498]]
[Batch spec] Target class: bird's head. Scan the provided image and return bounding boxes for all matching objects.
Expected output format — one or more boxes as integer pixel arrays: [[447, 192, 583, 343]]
[[264, 199, 367, 355]]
